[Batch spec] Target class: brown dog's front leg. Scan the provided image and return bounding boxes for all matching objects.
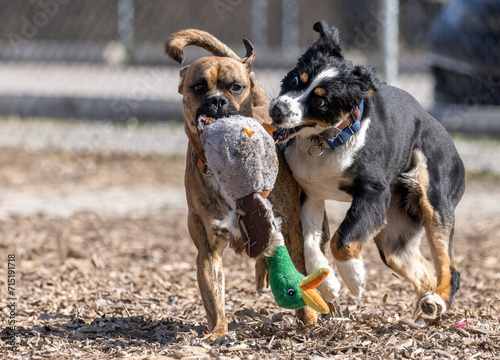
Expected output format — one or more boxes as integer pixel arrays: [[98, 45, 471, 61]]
[[196, 250, 228, 339], [188, 207, 230, 340]]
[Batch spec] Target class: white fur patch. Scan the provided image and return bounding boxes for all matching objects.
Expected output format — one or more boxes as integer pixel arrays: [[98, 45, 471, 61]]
[[335, 258, 366, 297], [301, 198, 340, 302], [419, 291, 447, 318], [212, 210, 239, 238], [297, 68, 339, 105], [285, 118, 371, 203], [207, 176, 239, 237]]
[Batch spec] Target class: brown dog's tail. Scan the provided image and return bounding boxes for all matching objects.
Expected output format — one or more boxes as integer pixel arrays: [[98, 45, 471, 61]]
[[165, 29, 241, 64]]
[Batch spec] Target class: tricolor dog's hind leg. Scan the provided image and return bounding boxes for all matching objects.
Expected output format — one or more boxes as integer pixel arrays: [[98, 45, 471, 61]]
[[409, 150, 464, 317], [377, 149, 464, 318]]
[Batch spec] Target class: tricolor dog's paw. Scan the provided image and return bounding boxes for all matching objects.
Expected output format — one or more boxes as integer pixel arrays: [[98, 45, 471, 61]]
[[419, 291, 447, 318], [335, 258, 366, 297]]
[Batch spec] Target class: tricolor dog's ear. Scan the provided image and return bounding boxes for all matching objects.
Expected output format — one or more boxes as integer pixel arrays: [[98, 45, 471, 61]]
[[178, 65, 189, 94], [313, 21, 342, 55], [241, 38, 256, 71], [350, 65, 378, 97]]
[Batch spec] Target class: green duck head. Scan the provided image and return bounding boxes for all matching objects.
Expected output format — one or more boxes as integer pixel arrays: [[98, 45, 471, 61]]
[[266, 245, 330, 314]]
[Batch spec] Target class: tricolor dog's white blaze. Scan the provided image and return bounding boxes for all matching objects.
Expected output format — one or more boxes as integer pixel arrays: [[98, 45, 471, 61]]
[[270, 68, 339, 129]]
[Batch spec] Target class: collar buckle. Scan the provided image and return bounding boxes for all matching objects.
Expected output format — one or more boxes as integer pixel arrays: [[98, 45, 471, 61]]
[[311, 100, 364, 153]]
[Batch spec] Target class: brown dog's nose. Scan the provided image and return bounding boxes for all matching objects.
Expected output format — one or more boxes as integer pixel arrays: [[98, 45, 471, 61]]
[[208, 95, 228, 113]]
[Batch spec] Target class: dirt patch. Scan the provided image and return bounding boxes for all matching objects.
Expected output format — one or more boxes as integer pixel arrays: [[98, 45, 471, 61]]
[[0, 149, 499, 359]]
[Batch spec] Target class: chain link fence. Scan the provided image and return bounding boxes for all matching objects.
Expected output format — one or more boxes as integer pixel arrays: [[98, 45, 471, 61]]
[[0, 0, 498, 131]]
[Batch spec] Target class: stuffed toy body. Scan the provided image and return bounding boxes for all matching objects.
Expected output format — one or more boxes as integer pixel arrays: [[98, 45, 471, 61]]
[[199, 115, 329, 314]]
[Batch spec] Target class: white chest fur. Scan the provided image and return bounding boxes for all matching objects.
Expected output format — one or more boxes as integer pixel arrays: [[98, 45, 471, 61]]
[[207, 175, 240, 238], [284, 119, 371, 203]]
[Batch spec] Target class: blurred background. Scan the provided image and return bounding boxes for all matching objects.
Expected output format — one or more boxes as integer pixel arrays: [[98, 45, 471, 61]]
[[1, 3, 500, 358], [0, 0, 498, 131]]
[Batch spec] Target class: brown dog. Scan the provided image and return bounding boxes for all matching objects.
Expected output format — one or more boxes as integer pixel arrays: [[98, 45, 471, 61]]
[[165, 29, 323, 339]]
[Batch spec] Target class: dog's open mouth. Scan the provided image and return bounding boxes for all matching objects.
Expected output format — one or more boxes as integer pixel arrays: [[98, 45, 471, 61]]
[[197, 114, 215, 132], [273, 125, 309, 143]]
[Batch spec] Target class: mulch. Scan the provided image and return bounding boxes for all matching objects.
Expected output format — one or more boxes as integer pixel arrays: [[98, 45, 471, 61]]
[[0, 150, 498, 359]]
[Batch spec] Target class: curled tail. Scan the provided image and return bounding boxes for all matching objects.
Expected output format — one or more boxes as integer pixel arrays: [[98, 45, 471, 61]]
[[165, 29, 241, 63]]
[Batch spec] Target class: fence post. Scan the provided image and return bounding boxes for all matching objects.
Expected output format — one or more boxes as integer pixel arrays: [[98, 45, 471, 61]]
[[282, 0, 300, 57], [118, 0, 135, 52], [381, 0, 399, 84], [251, 0, 268, 49]]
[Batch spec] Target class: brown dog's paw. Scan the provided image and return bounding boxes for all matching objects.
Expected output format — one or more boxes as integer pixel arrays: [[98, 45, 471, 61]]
[[296, 306, 318, 326], [202, 326, 229, 341]]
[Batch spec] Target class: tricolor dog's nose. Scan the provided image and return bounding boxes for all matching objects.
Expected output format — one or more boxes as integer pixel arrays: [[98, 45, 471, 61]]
[[270, 100, 291, 125]]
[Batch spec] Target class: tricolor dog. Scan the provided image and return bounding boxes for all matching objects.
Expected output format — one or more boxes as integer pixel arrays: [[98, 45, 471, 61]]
[[269, 21, 465, 319]]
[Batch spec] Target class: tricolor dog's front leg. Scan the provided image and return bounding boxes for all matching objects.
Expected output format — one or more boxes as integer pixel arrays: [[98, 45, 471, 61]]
[[301, 196, 340, 303], [332, 180, 390, 296]]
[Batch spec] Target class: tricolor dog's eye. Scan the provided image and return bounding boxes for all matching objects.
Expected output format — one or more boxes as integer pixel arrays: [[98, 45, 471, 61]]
[[292, 76, 299, 86], [287, 288, 296, 296], [314, 98, 326, 107]]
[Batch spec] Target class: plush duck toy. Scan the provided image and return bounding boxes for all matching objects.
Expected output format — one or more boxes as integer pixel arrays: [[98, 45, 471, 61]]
[[199, 115, 329, 314]]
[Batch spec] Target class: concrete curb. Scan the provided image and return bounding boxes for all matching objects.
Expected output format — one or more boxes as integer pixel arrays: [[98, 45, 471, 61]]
[[0, 95, 183, 122], [429, 104, 500, 135]]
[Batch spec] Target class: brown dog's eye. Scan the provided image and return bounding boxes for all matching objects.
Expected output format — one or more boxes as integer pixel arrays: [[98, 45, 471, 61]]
[[230, 84, 242, 93], [193, 83, 205, 92], [314, 98, 326, 107], [292, 76, 299, 86]]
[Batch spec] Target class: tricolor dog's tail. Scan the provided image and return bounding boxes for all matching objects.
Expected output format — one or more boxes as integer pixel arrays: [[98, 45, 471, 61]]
[[165, 29, 242, 63]]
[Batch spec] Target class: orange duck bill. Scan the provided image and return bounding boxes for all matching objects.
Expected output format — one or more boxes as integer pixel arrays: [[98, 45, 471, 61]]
[[299, 268, 330, 314]]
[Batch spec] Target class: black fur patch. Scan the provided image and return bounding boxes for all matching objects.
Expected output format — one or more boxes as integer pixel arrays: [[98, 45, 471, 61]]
[[449, 266, 461, 305]]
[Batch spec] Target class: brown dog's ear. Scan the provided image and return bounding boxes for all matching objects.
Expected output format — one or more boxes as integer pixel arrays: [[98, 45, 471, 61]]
[[240, 39, 255, 71], [178, 65, 189, 94]]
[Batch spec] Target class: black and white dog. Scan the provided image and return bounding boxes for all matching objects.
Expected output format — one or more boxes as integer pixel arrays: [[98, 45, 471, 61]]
[[269, 21, 465, 319]]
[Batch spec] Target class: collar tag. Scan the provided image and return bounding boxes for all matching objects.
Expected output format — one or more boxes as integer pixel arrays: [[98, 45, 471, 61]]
[[308, 144, 324, 156]]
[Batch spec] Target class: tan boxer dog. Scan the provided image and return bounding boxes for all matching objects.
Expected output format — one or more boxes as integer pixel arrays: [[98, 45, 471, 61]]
[[165, 29, 326, 339]]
